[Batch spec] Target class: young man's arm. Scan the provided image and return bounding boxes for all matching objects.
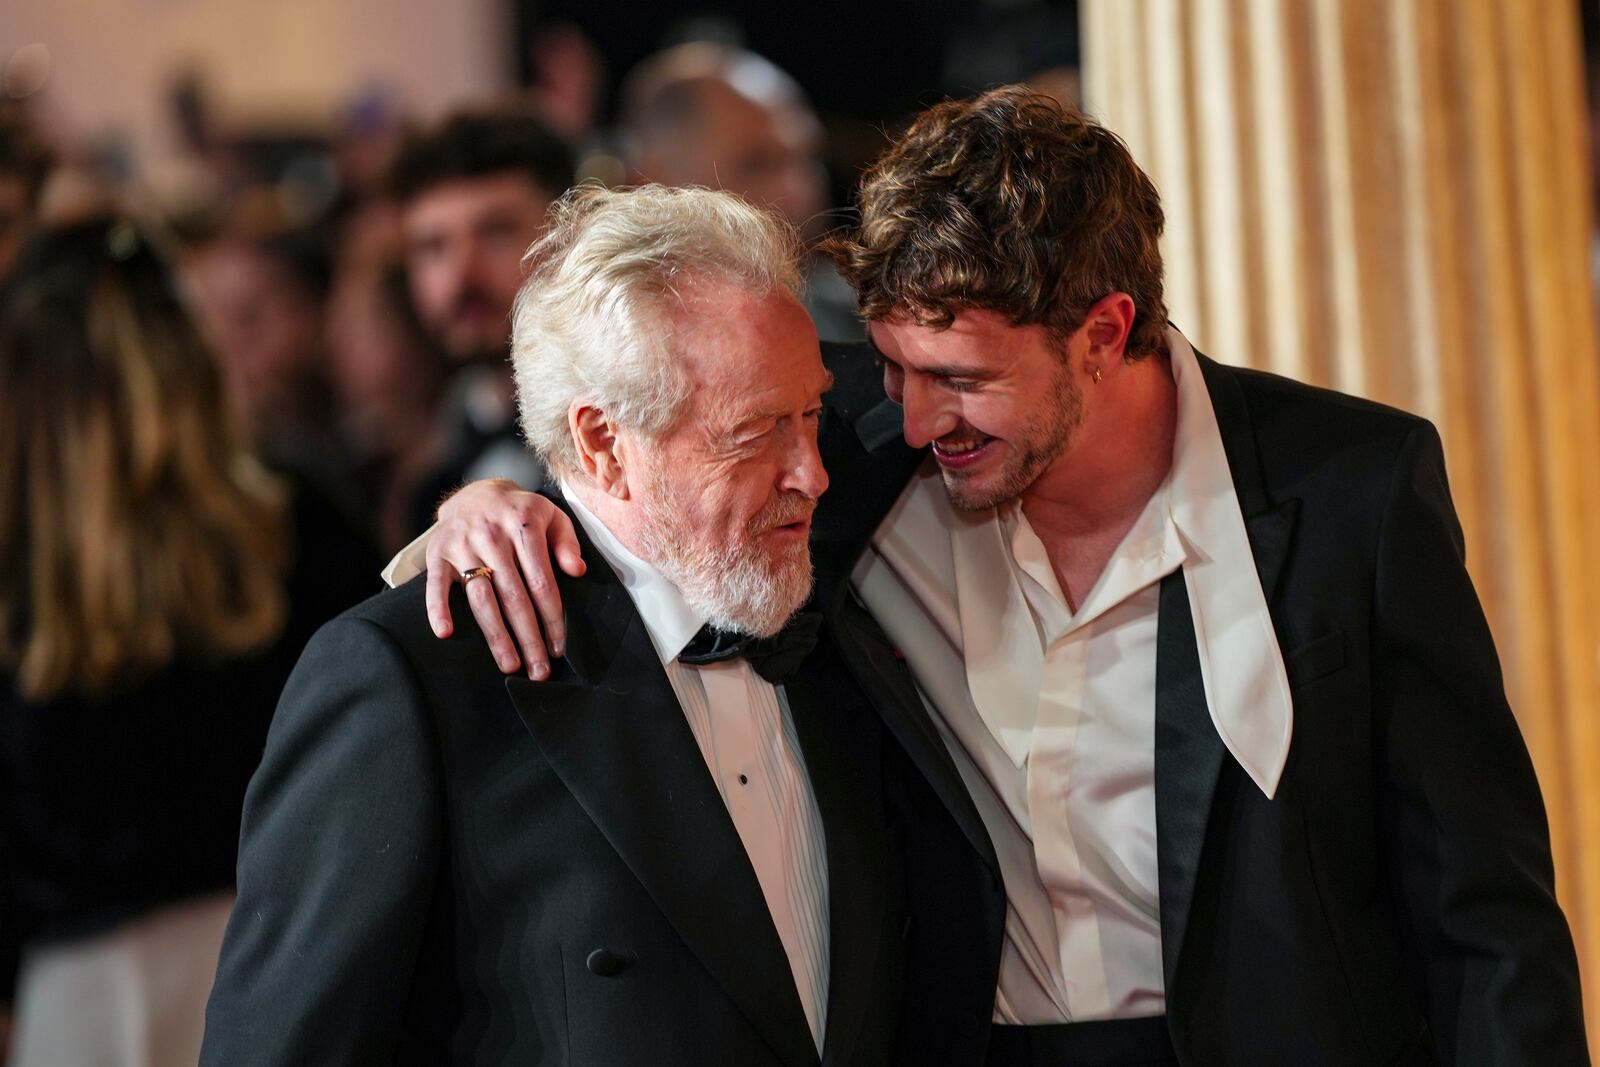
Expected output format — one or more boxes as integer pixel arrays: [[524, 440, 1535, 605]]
[[1371, 423, 1588, 1064]]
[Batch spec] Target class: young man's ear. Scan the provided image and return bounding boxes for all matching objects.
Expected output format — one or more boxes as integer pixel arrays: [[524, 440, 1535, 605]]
[[1082, 291, 1136, 372], [569, 402, 629, 500]]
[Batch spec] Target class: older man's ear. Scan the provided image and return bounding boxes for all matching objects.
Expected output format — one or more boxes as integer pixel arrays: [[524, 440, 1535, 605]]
[[569, 402, 630, 500]]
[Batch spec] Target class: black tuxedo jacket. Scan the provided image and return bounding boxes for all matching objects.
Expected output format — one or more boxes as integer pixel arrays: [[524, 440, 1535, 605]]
[[199, 499, 913, 1067], [810, 342, 1589, 1066]]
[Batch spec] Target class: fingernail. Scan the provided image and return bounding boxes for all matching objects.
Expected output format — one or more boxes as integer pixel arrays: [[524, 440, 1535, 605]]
[[530, 663, 549, 680], [552, 641, 565, 657]]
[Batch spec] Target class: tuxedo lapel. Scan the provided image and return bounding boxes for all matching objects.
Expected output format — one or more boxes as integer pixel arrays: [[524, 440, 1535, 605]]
[[1153, 569, 1226, 993], [1197, 350, 1298, 603], [1245, 501, 1297, 606], [828, 589, 1000, 880], [781, 665, 892, 1067], [505, 499, 817, 1067], [1156, 352, 1299, 991]]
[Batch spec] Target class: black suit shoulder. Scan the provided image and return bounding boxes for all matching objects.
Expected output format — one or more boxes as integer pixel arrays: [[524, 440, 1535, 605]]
[[1227, 361, 1425, 450], [330, 575, 508, 689], [1209, 359, 1439, 535], [338, 575, 439, 645]]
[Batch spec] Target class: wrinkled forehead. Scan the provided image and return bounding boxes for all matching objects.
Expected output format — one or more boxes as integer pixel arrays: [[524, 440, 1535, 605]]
[[688, 339, 832, 424], [712, 358, 833, 418], [671, 285, 829, 421]]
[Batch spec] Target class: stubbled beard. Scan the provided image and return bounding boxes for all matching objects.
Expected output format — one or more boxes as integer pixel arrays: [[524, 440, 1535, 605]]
[[941, 364, 1083, 512], [636, 471, 815, 638]]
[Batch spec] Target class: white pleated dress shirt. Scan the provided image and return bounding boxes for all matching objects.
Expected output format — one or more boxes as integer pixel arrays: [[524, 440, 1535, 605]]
[[850, 327, 1292, 1024], [560, 486, 831, 1053]]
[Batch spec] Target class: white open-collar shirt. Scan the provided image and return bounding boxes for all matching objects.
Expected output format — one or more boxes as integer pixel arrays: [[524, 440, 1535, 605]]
[[850, 327, 1292, 1024]]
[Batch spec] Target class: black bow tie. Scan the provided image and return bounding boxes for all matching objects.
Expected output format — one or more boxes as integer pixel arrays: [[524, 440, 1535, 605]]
[[677, 611, 822, 684]]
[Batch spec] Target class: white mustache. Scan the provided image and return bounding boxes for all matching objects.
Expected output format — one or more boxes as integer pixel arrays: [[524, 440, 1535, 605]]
[[750, 495, 815, 535]]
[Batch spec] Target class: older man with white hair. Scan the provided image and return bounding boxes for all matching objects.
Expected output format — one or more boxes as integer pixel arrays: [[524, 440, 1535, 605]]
[[198, 186, 931, 1067]]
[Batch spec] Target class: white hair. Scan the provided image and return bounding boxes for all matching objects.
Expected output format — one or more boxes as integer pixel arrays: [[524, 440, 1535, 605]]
[[510, 183, 804, 478]]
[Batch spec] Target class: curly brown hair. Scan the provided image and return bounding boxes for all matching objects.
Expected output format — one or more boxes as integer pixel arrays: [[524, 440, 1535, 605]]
[[824, 86, 1169, 358]]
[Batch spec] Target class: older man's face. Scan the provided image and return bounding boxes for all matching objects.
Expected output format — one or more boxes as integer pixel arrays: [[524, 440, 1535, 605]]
[[630, 281, 831, 636]]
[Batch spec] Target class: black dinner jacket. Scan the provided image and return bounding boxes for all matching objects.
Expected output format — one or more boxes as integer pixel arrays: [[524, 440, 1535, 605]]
[[200, 495, 907, 1067], [810, 341, 1589, 1067]]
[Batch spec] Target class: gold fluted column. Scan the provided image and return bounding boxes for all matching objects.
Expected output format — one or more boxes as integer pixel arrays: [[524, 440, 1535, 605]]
[[1084, 0, 1600, 1048]]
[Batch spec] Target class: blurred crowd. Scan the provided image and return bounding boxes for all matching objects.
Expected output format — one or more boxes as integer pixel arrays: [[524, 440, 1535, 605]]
[[0, 37, 878, 557]]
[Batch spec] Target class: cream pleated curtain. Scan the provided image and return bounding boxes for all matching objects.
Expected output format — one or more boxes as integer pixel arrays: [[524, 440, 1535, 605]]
[[1082, 0, 1600, 1050]]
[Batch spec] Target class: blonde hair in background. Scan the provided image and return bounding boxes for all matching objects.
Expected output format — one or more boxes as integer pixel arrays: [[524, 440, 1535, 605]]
[[0, 220, 291, 703], [509, 183, 804, 478]]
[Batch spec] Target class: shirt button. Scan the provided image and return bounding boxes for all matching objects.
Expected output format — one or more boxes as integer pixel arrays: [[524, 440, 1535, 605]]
[[586, 948, 632, 976], [738, 774, 749, 785]]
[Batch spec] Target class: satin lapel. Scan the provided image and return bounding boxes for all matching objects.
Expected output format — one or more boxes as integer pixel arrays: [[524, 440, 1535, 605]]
[[781, 664, 891, 1067], [505, 511, 816, 1067], [1156, 352, 1299, 991], [1153, 569, 1225, 993], [828, 589, 1000, 878], [1245, 501, 1298, 606], [1194, 351, 1271, 517], [1194, 350, 1298, 603]]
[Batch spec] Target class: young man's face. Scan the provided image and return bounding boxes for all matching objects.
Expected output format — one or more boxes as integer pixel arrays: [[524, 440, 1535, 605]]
[[869, 308, 1085, 511], [402, 172, 552, 364]]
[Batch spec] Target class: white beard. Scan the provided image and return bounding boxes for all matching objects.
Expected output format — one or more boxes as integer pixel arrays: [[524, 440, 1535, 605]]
[[637, 476, 814, 638]]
